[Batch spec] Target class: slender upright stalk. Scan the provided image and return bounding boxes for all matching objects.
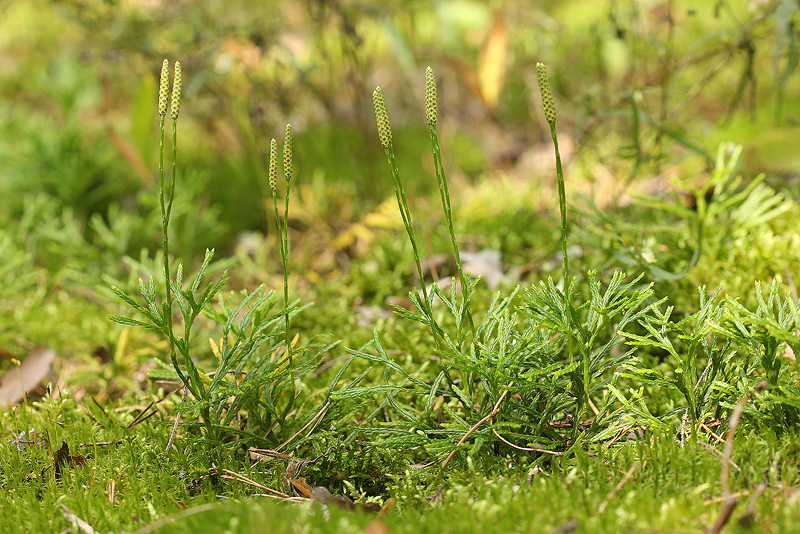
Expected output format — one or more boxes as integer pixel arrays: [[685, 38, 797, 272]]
[[158, 60, 191, 393], [372, 88, 435, 329], [373, 87, 468, 409], [424, 67, 477, 347], [537, 63, 583, 434], [158, 60, 212, 442], [268, 134, 295, 415], [282, 124, 293, 373]]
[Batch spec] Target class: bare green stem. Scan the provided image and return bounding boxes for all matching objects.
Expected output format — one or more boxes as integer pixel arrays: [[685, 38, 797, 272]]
[[428, 123, 477, 345]]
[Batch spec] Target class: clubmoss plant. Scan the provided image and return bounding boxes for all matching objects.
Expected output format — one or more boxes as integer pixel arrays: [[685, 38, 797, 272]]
[[372, 87, 447, 352], [269, 125, 295, 397], [536, 62, 583, 434], [110, 61, 338, 452], [112, 59, 220, 440], [157, 59, 203, 397], [425, 67, 477, 350], [535, 63, 566, 283], [341, 67, 657, 469], [282, 124, 293, 372]]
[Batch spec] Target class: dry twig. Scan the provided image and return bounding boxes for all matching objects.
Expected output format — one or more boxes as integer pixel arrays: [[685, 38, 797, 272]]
[[60, 504, 97, 534], [696, 441, 741, 473], [598, 461, 644, 513], [219, 468, 290, 498], [709, 380, 768, 534], [491, 428, 563, 456], [165, 385, 188, 452], [276, 399, 331, 452], [440, 386, 511, 473], [739, 456, 778, 527]]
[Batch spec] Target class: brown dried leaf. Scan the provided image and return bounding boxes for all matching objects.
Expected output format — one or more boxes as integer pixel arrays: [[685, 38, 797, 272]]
[[365, 519, 391, 534], [0, 348, 55, 407], [52, 441, 86, 479], [289, 477, 313, 498], [310, 486, 381, 513]]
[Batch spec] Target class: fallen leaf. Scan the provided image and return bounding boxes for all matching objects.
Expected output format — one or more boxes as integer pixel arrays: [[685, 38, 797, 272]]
[[478, 12, 507, 110], [365, 518, 391, 534], [0, 348, 55, 407], [289, 477, 313, 498], [311, 486, 381, 513], [52, 441, 86, 479]]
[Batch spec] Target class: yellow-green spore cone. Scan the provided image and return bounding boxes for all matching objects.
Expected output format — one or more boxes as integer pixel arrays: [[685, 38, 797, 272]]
[[170, 61, 182, 120], [373, 86, 392, 148], [158, 59, 169, 117], [268, 138, 278, 192], [425, 66, 437, 127], [283, 124, 293, 182], [536, 62, 556, 124]]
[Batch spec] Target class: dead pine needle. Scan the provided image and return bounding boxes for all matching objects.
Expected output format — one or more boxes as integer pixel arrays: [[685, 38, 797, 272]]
[[739, 456, 778, 527], [709, 379, 768, 534], [696, 441, 741, 473], [219, 468, 290, 499], [60, 504, 98, 534], [166, 385, 188, 452], [127, 398, 157, 430], [598, 461, 644, 514], [491, 428, 563, 456], [440, 385, 511, 473], [276, 398, 331, 452]]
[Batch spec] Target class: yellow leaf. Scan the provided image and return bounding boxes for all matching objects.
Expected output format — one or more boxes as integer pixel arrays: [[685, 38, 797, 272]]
[[478, 12, 507, 110], [209, 337, 222, 362]]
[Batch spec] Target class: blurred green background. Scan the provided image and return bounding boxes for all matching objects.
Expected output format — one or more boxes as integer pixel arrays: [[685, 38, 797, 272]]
[[2, 0, 800, 376]]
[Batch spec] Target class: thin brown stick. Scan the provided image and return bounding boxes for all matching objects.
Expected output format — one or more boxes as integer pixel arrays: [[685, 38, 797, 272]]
[[276, 399, 331, 452], [127, 398, 156, 427], [696, 441, 741, 473], [598, 461, 644, 513], [60, 504, 97, 534], [79, 440, 123, 447], [127, 407, 158, 430], [703, 491, 750, 506], [91, 396, 110, 419], [709, 380, 768, 534], [220, 468, 290, 498], [740, 456, 776, 525], [440, 387, 510, 473], [602, 424, 636, 451], [166, 386, 188, 452], [491, 428, 563, 456], [167, 495, 185, 510], [700, 422, 725, 444]]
